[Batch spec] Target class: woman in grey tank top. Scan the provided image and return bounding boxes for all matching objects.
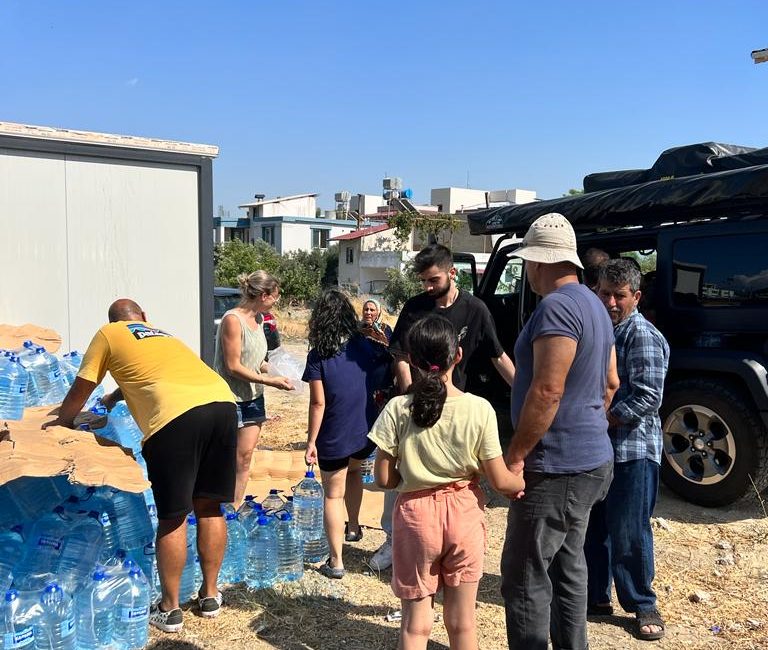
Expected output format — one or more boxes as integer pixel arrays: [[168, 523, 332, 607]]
[[214, 270, 295, 506]]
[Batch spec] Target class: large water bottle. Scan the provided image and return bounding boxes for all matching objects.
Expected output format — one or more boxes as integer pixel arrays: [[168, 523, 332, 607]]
[[112, 563, 149, 650], [14, 510, 70, 589], [360, 449, 377, 485], [283, 496, 294, 515], [56, 353, 105, 408], [0, 356, 29, 421], [124, 542, 159, 602], [21, 348, 66, 407], [0, 527, 25, 592], [239, 501, 263, 534], [30, 583, 75, 650], [0, 589, 34, 650], [85, 406, 120, 446], [221, 513, 246, 585], [245, 516, 278, 590], [109, 403, 143, 452], [179, 516, 199, 603], [261, 490, 284, 515], [275, 513, 303, 582], [71, 491, 119, 563], [57, 513, 104, 595], [74, 568, 114, 650], [111, 492, 153, 551], [293, 471, 328, 563], [236, 495, 255, 515]]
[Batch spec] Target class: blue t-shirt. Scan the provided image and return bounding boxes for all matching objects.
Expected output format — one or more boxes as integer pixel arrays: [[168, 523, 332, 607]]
[[510, 283, 614, 473], [301, 335, 377, 461]]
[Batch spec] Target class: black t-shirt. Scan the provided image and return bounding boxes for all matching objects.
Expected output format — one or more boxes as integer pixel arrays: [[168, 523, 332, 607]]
[[389, 289, 504, 390]]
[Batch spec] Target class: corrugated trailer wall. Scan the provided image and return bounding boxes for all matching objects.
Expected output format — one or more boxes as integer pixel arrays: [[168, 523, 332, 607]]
[[0, 123, 217, 364]]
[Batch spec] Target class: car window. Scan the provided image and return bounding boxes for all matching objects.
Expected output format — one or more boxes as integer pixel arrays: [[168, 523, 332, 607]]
[[495, 256, 523, 295], [214, 294, 241, 319], [672, 234, 768, 307]]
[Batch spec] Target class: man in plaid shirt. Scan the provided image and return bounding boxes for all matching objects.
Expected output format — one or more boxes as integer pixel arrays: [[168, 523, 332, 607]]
[[585, 258, 670, 642]]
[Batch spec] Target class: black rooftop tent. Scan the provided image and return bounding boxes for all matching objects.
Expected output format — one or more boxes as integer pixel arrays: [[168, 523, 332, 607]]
[[467, 143, 768, 236]]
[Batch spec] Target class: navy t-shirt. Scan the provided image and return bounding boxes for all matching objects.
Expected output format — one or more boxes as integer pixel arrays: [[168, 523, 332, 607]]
[[510, 283, 614, 473], [301, 335, 377, 461]]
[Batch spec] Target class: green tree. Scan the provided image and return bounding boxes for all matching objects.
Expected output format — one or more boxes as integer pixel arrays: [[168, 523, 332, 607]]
[[213, 239, 280, 287], [563, 188, 584, 197], [387, 211, 463, 247], [382, 262, 421, 312]]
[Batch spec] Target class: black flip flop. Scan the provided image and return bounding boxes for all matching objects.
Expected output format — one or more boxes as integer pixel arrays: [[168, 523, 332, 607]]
[[636, 609, 666, 641], [344, 523, 363, 542]]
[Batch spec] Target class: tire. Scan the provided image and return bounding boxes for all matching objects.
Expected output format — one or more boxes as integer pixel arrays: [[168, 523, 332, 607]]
[[660, 379, 768, 507]]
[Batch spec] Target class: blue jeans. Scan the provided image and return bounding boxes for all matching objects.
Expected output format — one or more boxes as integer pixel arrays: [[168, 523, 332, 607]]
[[584, 459, 659, 614], [500, 462, 613, 650]]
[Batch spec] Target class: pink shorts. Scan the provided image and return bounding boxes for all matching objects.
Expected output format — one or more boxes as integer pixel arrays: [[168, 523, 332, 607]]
[[392, 480, 487, 600]]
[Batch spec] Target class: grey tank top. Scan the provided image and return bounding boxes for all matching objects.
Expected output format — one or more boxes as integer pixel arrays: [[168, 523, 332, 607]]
[[214, 310, 268, 402]]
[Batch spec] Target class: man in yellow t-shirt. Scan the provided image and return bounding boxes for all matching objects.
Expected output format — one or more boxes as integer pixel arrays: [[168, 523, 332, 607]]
[[51, 298, 236, 634]]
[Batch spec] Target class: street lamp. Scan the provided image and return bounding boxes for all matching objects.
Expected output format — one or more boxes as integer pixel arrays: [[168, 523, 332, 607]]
[[751, 48, 768, 64]]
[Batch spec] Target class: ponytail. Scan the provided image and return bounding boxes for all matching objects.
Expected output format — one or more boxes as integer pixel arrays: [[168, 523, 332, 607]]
[[406, 315, 458, 428]]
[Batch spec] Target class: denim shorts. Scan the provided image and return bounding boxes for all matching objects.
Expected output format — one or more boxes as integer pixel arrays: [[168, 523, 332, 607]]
[[236, 395, 267, 428]]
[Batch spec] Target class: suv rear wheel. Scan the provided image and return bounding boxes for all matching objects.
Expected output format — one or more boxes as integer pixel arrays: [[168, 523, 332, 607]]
[[660, 379, 768, 506]]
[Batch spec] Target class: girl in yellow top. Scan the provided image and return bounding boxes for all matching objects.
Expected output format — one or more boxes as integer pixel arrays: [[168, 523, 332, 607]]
[[368, 314, 524, 650]]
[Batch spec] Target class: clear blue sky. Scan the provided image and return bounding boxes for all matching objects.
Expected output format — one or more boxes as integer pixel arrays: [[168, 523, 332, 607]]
[[2, 1, 766, 214]]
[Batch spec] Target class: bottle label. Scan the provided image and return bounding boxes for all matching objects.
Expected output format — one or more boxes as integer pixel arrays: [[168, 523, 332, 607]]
[[3, 627, 34, 648], [37, 534, 63, 551], [100, 512, 111, 526], [17, 385, 26, 395], [48, 370, 60, 382], [59, 616, 76, 637], [120, 605, 149, 622]]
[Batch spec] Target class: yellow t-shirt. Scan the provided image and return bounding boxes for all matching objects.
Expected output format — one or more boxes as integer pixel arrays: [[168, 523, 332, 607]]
[[367, 392, 502, 492], [78, 321, 234, 441]]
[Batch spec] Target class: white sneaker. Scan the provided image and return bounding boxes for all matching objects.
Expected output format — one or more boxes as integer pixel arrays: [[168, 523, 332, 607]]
[[369, 539, 393, 571]]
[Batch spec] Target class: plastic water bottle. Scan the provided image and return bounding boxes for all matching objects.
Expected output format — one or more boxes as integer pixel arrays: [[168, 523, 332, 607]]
[[0, 356, 28, 421], [21, 348, 67, 407], [57, 512, 104, 595], [221, 513, 246, 585], [275, 513, 303, 582], [293, 471, 328, 563], [283, 496, 294, 515], [86, 406, 120, 446], [109, 403, 143, 452], [1, 588, 34, 650], [74, 568, 114, 650], [261, 489, 284, 515], [179, 516, 199, 603], [111, 492, 154, 551], [237, 495, 255, 515], [30, 583, 75, 650], [245, 516, 278, 590], [0, 527, 25, 591], [239, 501, 263, 533], [360, 449, 377, 484], [124, 542, 158, 602], [14, 510, 70, 588], [112, 563, 149, 650]]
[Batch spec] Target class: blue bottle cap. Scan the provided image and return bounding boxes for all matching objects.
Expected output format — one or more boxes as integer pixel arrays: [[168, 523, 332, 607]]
[[269, 488, 280, 495], [277, 512, 293, 522], [243, 494, 255, 502], [92, 567, 107, 581], [187, 514, 197, 525], [256, 515, 270, 526], [225, 512, 239, 521], [42, 583, 63, 598], [4, 589, 19, 602], [305, 470, 315, 478]]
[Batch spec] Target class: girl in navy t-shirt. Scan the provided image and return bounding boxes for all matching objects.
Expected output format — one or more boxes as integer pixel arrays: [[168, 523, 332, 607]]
[[302, 290, 380, 579]]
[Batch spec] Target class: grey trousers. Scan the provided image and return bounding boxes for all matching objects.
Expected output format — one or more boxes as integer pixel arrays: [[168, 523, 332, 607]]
[[500, 462, 613, 650]]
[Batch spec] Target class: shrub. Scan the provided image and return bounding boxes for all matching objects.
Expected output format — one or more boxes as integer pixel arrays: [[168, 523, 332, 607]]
[[382, 262, 421, 312]]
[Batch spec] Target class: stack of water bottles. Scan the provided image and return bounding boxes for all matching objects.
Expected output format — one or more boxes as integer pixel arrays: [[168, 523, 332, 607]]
[[0, 482, 157, 649], [223, 471, 328, 592]]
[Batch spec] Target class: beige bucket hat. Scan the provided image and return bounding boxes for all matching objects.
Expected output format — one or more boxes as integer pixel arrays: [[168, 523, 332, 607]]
[[510, 213, 584, 269]]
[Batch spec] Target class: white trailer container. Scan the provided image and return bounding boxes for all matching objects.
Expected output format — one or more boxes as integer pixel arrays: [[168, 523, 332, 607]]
[[0, 121, 219, 362]]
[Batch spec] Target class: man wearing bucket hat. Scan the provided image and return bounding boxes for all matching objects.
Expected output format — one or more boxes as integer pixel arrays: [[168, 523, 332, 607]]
[[499, 213, 619, 650]]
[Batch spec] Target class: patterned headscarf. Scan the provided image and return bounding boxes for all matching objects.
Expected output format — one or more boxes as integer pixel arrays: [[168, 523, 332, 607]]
[[360, 299, 389, 346]]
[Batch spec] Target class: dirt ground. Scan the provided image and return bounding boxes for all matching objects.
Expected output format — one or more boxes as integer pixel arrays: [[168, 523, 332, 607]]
[[148, 336, 768, 650]]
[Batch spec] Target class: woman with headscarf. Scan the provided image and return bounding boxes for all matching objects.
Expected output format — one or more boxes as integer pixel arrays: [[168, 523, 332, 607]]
[[359, 299, 394, 413], [360, 299, 393, 347]]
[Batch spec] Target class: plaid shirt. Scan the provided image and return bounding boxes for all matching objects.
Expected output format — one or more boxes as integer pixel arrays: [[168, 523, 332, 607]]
[[609, 310, 670, 463]]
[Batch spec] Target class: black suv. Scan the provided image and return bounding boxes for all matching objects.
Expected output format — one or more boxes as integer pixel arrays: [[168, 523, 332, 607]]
[[462, 143, 768, 507]]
